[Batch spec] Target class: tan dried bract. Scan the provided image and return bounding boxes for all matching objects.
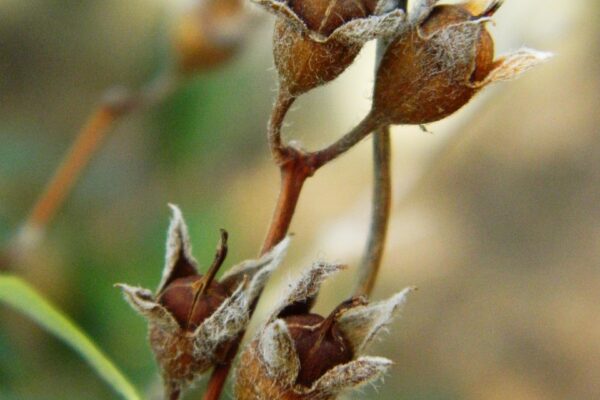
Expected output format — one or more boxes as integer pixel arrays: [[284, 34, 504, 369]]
[[254, 0, 406, 96], [116, 205, 289, 398], [235, 261, 412, 399]]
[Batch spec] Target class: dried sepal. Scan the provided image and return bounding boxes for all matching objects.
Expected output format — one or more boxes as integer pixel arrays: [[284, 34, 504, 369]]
[[115, 284, 179, 332], [157, 204, 198, 293], [470, 47, 554, 88], [409, 0, 440, 24], [116, 207, 289, 398], [337, 287, 413, 353], [235, 260, 410, 399], [254, 0, 405, 44], [272, 261, 346, 320], [220, 235, 291, 300], [462, 0, 504, 18], [257, 0, 407, 96], [192, 279, 248, 362], [327, 10, 406, 45], [259, 319, 301, 386], [308, 356, 392, 396]]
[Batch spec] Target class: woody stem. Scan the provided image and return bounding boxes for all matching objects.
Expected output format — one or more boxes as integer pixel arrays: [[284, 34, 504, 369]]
[[202, 90, 381, 400]]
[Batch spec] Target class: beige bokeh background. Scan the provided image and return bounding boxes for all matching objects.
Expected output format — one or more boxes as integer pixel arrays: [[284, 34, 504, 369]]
[[1, 0, 598, 399]]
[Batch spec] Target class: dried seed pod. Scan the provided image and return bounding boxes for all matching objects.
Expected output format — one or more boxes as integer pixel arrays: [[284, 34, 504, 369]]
[[116, 205, 289, 398], [235, 262, 413, 399], [255, 0, 406, 96], [373, 0, 552, 125], [173, 0, 246, 74]]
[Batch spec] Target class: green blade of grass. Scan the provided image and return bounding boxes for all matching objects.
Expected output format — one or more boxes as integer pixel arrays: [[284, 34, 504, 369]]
[[0, 275, 142, 400]]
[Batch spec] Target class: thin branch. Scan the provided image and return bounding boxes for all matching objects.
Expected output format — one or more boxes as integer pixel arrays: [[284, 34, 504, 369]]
[[202, 89, 381, 399], [355, 125, 392, 297], [2, 73, 177, 269], [268, 91, 297, 165], [354, 36, 395, 298], [308, 112, 380, 170], [26, 104, 123, 230]]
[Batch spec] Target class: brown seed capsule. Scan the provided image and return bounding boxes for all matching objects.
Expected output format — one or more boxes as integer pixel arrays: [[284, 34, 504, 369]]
[[236, 305, 357, 400], [173, 0, 245, 74], [272, 21, 362, 97], [284, 311, 354, 387], [235, 262, 411, 400], [373, 4, 495, 125], [287, 0, 371, 36], [256, 0, 406, 96], [117, 205, 290, 399], [157, 275, 229, 331]]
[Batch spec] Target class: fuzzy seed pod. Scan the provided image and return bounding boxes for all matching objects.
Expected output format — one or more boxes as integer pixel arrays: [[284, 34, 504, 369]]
[[116, 205, 289, 398], [372, 0, 552, 125], [254, 0, 406, 96], [235, 261, 413, 399], [173, 0, 246, 74]]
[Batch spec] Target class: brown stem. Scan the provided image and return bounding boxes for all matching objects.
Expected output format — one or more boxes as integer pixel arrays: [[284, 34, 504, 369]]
[[355, 126, 392, 297], [268, 91, 296, 164], [309, 112, 381, 170], [260, 155, 311, 254], [27, 105, 121, 230], [2, 73, 177, 269], [202, 92, 381, 400]]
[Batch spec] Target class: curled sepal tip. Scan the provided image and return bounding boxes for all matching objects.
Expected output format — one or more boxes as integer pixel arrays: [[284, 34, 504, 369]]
[[471, 47, 554, 88], [337, 287, 414, 353], [116, 206, 289, 397]]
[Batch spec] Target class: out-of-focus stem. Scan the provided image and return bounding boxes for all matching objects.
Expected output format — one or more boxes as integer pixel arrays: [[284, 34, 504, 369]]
[[2, 73, 177, 269], [26, 106, 120, 230], [355, 125, 392, 297], [354, 34, 395, 298]]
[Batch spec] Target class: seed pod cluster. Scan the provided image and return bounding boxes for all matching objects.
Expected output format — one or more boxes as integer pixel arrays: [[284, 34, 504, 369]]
[[235, 262, 412, 399], [117, 205, 289, 398], [372, 0, 552, 125], [255, 0, 406, 96]]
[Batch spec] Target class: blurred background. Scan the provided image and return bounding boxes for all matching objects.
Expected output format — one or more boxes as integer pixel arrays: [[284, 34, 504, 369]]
[[1, 0, 598, 399]]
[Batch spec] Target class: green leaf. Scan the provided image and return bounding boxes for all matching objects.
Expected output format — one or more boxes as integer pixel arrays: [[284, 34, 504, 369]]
[[0, 275, 142, 400]]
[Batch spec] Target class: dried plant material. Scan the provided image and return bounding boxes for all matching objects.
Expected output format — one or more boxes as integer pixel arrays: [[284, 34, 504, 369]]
[[409, 0, 440, 24], [115, 205, 288, 398], [470, 47, 554, 88], [260, 319, 301, 385], [221, 236, 291, 300], [116, 284, 180, 333], [337, 287, 413, 353], [372, 2, 550, 125], [174, 0, 247, 74], [158, 204, 199, 294], [462, 0, 504, 18], [235, 262, 410, 399], [272, 261, 346, 319], [255, 0, 406, 96], [309, 356, 392, 396]]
